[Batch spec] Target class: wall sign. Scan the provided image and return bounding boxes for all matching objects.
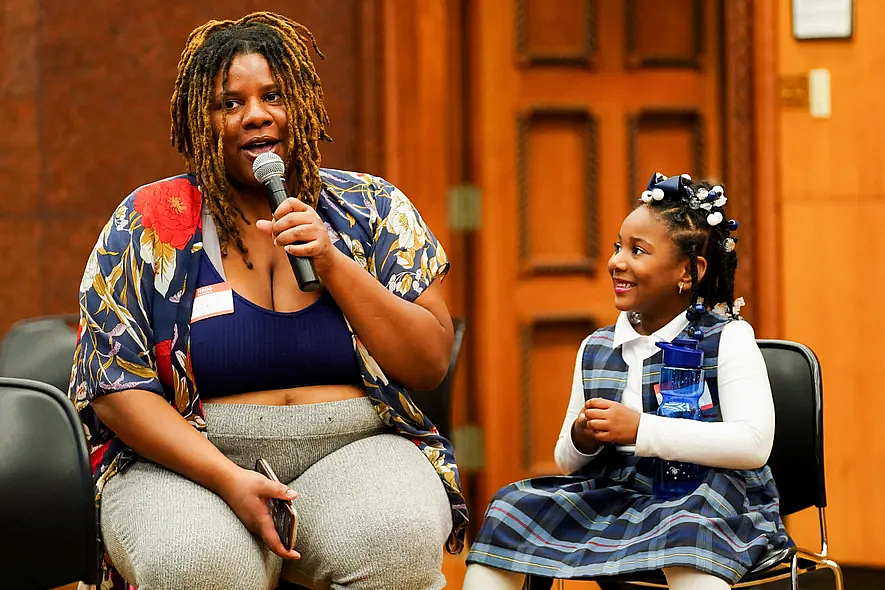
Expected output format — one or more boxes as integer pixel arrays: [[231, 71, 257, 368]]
[[793, 0, 853, 40]]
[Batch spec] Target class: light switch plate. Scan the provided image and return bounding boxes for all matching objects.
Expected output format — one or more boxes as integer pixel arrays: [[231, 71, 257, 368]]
[[809, 68, 831, 119]]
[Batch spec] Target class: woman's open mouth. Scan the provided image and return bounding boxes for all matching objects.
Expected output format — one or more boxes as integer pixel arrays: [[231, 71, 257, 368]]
[[241, 139, 279, 159]]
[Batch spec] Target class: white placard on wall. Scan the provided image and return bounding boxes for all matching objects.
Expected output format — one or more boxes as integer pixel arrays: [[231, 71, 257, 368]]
[[793, 0, 853, 40]]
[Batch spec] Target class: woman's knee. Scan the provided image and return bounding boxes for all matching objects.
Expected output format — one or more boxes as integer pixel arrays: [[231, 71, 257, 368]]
[[131, 529, 275, 590], [285, 506, 449, 590], [352, 505, 445, 562], [100, 463, 279, 589], [288, 434, 451, 588]]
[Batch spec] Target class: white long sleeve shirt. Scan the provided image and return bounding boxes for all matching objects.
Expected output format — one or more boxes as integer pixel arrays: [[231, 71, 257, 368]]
[[554, 312, 775, 475]]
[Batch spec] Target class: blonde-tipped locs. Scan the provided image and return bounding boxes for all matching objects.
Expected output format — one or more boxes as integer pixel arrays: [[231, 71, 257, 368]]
[[170, 12, 331, 264]]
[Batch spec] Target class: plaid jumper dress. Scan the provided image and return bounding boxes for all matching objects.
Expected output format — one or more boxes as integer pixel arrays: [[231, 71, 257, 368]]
[[466, 313, 792, 584]]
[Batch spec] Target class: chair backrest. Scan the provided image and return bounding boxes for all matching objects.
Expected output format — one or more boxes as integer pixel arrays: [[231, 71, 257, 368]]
[[0, 315, 78, 394], [757, 339, 826, 516], [0, 377, 98, 588], [408, 318, 466, 437]]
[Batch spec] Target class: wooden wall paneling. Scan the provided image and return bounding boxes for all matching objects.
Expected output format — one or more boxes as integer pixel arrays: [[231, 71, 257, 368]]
[[626, 109, 705, 207], [354, 0, 385, 175], [518, 107, 598, 274], [722, 0, 759, 327], [474, 0, 526, 513], [515, 0, 595, 67], [380, 0, 451, 250], [520, 316, 597, 475], [443, 0, 472, 450], [752, 0, 781, 339], [625, 0, 704, 68]]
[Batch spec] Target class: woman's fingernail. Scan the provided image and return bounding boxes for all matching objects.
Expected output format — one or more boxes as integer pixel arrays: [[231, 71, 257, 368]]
[[286, 489, 297, 498]]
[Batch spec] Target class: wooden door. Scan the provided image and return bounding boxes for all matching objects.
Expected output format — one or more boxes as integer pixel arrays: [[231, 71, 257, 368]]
[[470, 0, 730, 518]]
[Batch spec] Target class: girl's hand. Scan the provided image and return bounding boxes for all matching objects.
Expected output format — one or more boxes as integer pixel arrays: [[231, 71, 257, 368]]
[[216, 467, 302, 560], [572, 399, 604, 454], [584, 398, 641, 445], [255, 197, 341, 275]]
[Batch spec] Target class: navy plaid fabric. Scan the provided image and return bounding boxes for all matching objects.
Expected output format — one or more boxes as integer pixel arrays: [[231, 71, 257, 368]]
[[582, 312, 727, 420], [466, 313, 791, 584]]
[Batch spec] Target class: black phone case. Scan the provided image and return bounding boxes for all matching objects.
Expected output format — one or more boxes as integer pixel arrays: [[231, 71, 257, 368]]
[[255, 459, 297, 550]]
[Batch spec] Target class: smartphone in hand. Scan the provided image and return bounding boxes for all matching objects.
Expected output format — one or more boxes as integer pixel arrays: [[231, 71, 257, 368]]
[[255, 458, 297, 551]]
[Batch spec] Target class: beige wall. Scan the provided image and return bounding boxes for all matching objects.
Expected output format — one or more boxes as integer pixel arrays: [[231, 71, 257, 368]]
[[774, 0, 885, 565]]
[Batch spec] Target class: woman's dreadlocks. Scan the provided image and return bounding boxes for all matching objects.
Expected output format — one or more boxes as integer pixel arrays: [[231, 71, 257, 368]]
[[170, 12, 331, 265]]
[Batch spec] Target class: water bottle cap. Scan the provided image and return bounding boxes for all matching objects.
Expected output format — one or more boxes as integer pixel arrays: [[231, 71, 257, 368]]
[[655, 338, 704, 368]]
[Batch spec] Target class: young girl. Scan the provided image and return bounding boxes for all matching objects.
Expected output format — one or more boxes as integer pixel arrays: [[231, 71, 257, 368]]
[[463, 173, 792, 590]]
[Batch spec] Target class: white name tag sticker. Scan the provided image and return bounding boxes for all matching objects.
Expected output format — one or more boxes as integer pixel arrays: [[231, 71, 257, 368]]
[[654, 382, 713, 409], [191, 282, 234, 323]]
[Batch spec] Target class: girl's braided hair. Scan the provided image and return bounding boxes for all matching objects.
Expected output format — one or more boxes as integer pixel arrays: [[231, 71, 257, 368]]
[[640, 172, 739, 318]]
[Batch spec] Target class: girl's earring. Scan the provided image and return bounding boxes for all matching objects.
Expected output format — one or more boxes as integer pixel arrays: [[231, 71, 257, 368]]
[[678, 282, 684, 294]]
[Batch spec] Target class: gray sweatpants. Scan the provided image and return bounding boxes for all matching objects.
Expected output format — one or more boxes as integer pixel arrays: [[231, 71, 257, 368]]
[[100, 397, 453, 590]]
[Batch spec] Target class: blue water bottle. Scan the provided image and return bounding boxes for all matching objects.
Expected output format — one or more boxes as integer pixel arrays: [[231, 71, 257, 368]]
[[652, 338, 705, 498]]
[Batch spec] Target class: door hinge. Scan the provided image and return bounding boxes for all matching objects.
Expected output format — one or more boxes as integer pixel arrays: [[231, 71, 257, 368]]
[[452, 423, 484, 472], [447, 184, 481, 231]]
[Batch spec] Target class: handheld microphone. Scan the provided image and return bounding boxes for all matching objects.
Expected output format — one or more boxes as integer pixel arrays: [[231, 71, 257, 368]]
[[252, 152, 321, 292]]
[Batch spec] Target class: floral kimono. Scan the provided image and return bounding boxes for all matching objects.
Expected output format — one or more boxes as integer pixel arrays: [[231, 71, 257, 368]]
[[69, 169, 467, 589]]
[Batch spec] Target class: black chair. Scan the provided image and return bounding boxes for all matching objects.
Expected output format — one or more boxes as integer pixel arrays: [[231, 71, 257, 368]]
[[0, 314, 78, 393], [530, 339, 843, 590], [405, 317, 466, 438], [0, 377, 99, 589]]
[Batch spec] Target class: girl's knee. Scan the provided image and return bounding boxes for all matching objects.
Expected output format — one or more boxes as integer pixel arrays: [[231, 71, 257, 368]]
[[662, 566, 731, 590]]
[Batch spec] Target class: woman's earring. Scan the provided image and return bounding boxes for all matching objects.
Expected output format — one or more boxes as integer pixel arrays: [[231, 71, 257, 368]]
[[678, 282, 684, 294]]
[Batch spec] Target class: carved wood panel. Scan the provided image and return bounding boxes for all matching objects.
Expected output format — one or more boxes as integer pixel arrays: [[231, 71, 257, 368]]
[[518, 107, 598, 274], [520, 316, 597, 474], [627, 109, 705, 206], [625, 0, 704, 68], [516, 0, 596, 66]]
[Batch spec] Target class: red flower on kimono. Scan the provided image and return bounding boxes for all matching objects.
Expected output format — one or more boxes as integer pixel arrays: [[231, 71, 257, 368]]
[[134, 177, 201, 250], [155, 339, 174, 387], [90, 442, 110, 473]]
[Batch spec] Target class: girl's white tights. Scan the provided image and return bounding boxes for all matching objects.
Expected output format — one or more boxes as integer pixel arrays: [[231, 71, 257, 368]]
[[663, 567, 732, 589], [461, 564, 732, 590], [462, 564, 525, 590]]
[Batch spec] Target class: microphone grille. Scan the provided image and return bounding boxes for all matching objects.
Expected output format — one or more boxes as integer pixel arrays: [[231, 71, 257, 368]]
[[252, 152, 285, 183]]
